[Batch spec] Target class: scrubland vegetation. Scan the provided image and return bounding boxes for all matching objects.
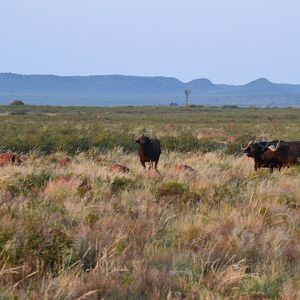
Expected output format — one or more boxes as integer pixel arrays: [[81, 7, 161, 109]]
[[0, 106, 299, 299]]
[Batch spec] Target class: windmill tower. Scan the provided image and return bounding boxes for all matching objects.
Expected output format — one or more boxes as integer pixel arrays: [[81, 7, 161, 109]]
[[184, 89, 191, 107]]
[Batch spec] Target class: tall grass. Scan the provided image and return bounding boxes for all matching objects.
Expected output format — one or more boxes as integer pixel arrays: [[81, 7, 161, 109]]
[[0, 150, 299, 299], [0, 106, 299, 298]]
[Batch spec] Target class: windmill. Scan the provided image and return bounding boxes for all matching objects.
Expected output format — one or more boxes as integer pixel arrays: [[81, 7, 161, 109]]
[[184, 89, 191, 106]]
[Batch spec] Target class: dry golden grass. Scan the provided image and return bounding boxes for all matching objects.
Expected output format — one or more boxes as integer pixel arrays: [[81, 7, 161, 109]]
[[0, 150, 299, 299]]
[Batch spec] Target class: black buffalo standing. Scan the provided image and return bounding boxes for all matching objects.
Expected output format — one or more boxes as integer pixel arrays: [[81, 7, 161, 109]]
[[241, 139, 283, 171], [133, 135, 161, 172], [261, 140, 300, 168]]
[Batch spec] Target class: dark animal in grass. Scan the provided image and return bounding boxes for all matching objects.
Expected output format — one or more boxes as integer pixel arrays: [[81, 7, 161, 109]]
[[261, 140, 300, 168], [241, 139, 283, 172], [133, 134, 161, 172], [175, 164, 196, 174], [110, 164, 130, 174]]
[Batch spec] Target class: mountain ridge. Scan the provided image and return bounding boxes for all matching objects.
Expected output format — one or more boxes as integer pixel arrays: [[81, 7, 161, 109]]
[[0, 73, 300, 106]]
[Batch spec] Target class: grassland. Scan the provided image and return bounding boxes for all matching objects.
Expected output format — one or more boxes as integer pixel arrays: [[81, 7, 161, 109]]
[[0, 106, 299, 299]]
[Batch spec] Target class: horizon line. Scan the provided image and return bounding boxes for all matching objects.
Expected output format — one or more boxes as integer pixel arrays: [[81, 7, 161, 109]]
[[0, 72, 297, 86]]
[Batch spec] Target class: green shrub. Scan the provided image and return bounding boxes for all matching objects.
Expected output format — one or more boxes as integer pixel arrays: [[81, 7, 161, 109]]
[[225, 141, 242, 155], [174, 260, 199, 281], [39, 228, 73, 270], [163, 134, 222, 153], [8, 171, 51, 196], [183, 191, 202, 205], [239, 275, 283, 299], [8, 205, 74, 272], [156, 181, 188, 198], [10, 100, 25, 106], [84, 208, 100, 226], [111, 177, 136, 193], [0, 228, 15, 260], [72, 240, 98, 272]]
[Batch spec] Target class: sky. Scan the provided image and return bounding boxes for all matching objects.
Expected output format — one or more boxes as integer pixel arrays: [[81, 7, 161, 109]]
[[0, 0, 300, 84]]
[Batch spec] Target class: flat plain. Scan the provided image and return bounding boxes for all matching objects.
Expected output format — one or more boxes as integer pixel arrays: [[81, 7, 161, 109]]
[[0, 105, 299, 299]]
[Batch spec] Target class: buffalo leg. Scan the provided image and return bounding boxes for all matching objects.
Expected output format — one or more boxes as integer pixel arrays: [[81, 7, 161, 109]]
[[154, 160, 159, 173], [141, 161, 146, 170], [149, 161, 153, 170], [268, 163, 273, 173]]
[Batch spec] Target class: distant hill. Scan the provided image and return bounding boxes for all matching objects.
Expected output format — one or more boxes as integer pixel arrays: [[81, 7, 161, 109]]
[[239, 78, 287, 94], [0, 73, 299, 107], [186, 78, 221, 93]]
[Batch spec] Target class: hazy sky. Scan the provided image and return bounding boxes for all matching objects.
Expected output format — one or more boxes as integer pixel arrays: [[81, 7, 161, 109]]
[[1, 0, 299, 84]]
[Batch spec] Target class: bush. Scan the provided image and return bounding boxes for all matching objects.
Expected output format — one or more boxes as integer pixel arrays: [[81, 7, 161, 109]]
[[0, 228, 15, 256], [111, 177, 136, 193], [163, 134, 222, 153], [225, 141, 242, 155], [10, 100, 24, 106], [19, 226, 73, 272], [239, 275, 283, 299], [72, 239, 97, 271], [182, 191, 202, 205], [156, 181, 188, 198], [8, 171, 51, 196]]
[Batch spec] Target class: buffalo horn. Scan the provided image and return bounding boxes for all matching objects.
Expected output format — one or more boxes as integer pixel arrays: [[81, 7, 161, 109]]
[[268, 140, 281, 152], [241, 141, 253, 151]]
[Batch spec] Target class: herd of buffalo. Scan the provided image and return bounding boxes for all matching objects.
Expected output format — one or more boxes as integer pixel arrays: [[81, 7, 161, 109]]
[[134, 135, 300, 173], [0, 135, 299, 173], [241, 139, 300, 172]]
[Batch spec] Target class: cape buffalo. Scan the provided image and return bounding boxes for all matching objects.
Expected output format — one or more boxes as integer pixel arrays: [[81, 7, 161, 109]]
[[262, 140, 300, 168], [133, 134, 161, 172], [241, 139, 283, 171]]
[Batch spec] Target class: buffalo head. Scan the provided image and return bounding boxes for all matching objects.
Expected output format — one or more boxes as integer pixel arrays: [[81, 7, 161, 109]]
[[241, 138, 270, 158], [133, 134, 152, 145]]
